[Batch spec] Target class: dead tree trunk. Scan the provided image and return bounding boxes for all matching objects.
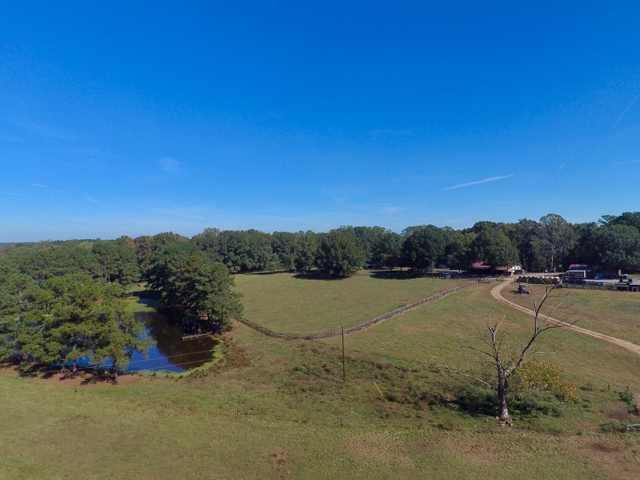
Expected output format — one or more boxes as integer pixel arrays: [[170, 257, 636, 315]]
[[497, 375, 509, 420], [446, 280, 569, 423]]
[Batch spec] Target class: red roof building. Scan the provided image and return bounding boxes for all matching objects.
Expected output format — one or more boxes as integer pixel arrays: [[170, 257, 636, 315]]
[[469, 262, 511, 275]]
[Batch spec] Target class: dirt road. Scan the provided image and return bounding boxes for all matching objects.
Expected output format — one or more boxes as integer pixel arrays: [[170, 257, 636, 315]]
[[490, 279, 640, 356]]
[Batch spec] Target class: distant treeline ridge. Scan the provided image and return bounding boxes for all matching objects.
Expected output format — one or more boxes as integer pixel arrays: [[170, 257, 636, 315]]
[[1, 212, 640, 282]]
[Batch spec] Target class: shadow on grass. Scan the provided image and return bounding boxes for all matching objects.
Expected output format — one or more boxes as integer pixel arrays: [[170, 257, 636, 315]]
[[370, 270, 423, 280], [293, 272, 344, 281], [80, 372, 118, 385], [235, 270, 292, 276], [134, 298, 159, 308]]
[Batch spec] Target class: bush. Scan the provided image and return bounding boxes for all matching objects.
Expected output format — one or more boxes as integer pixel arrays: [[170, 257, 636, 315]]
[[511, 358, 578, 403], [436, 417, 461, 431], [509, 392, 560, 416], [601, 420, 624, 434], [453, 384, 496, 415]]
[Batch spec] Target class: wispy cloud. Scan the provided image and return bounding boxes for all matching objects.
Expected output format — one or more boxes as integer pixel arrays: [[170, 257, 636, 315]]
[[613, 159, 640, 165], [368, 129, 412, 136], [377, 202, 430, 214], [380, 206, 404, 213], [31, 183, 47, 189], [0, 189, 55, 201], [611, 94, 639, 130], [159, 157, 182, 173], [1, 118, 77, 142], [441, 174, 515, 191]]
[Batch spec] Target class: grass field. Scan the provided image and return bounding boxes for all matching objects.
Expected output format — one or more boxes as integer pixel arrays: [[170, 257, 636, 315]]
[[124, 282, 158, 313], [505, 282, 640, 345], [233, 271, 470, 333], [2, 272, 640, 479]]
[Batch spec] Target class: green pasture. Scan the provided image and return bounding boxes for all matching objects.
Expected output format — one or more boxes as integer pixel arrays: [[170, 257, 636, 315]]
[[233, 271, 470, 333], [506, 282, 640, 345], [2, 274, 640, 479], [123, 282, 158, 313]]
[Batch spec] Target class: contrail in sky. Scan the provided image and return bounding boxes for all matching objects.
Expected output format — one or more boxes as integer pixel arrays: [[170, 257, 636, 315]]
[[611, 94, 639, 129], [441, 174, 515, 191]]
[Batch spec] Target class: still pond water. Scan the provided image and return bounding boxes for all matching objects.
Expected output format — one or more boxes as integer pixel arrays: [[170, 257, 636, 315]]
[[128, 312, 216, 373]]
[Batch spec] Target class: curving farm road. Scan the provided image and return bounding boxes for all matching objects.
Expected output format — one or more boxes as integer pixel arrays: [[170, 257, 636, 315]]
[[490, 279, 640, 356]]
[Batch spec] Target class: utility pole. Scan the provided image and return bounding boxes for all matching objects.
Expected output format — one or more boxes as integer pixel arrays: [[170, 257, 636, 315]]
[[342, 326, 346, 383]]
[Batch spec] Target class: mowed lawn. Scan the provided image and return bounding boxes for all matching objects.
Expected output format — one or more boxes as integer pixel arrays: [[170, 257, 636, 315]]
[[3, 279, 640, 479], [233, 271, 471, 333], [504, 283, 640, 346]]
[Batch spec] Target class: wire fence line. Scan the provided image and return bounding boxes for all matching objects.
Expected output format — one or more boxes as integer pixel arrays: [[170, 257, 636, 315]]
[[560, 282, 640, 292], [235, 279, 483, 341]]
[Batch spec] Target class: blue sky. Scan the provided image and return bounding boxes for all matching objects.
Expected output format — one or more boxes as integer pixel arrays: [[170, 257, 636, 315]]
[[1, 1, 639, 241]]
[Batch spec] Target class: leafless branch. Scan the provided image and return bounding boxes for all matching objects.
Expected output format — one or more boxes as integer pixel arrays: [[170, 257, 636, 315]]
[[442, 363, 495, 390], [461, 344, 496, 360]]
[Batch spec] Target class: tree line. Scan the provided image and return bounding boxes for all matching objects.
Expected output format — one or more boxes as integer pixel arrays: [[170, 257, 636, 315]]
[[1, 211, 639, 283], [140, 210, 640, 275]]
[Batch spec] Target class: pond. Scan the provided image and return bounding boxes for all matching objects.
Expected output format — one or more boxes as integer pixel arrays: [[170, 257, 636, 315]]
[[127, 312, 217, 373]]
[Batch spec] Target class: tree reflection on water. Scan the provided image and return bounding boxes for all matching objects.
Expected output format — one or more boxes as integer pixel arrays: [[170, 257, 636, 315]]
[[129, 312, 217, 373]]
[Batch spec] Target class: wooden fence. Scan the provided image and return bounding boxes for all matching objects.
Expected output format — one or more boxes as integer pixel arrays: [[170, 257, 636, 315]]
[[235, 279, 482, 340]]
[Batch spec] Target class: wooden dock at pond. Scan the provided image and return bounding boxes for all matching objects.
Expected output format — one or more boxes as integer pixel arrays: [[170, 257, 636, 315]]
[[182, 333, 213, 341]]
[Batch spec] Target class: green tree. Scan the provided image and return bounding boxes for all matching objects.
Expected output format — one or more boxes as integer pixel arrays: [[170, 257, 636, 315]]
[[88, 284, 152, 380], [1, 274, 150, 376], [134, 232, 190, 279], [402, 225, 448, 274], [353, 226, 386, 259], [317, 228, 367, 277], [472, 228, 519, 270], [92, 241, 140, 285], [147, 243, 207, 313], [148, 243, 244, 329], [593, 224, 640, 272], [372, 231, 403, 270], [539, 214, 575, 270], [567, 222, 600, 268], [215, 230, 280, 273], [271, 231, 301, 271], [185, 262, 244, 329], [508, 219, 546, 272], [601, 212, 640, 231], [10, 246, 101, 281], [295, 231, 319, 272], [446, 232, 477, 270], [0, 272, 40, 361]]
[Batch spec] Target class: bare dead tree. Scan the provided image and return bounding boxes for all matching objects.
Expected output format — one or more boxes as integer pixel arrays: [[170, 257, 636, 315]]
[[444, 280, 574, 422]]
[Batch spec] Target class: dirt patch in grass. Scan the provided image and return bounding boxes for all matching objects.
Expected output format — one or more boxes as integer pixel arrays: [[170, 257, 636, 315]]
[[263, 447, 288, 469], [419, 434, 505, 465], [602, 401, 632, 423], [346, 432, 414, 468], [578, 437, 640, 478]]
